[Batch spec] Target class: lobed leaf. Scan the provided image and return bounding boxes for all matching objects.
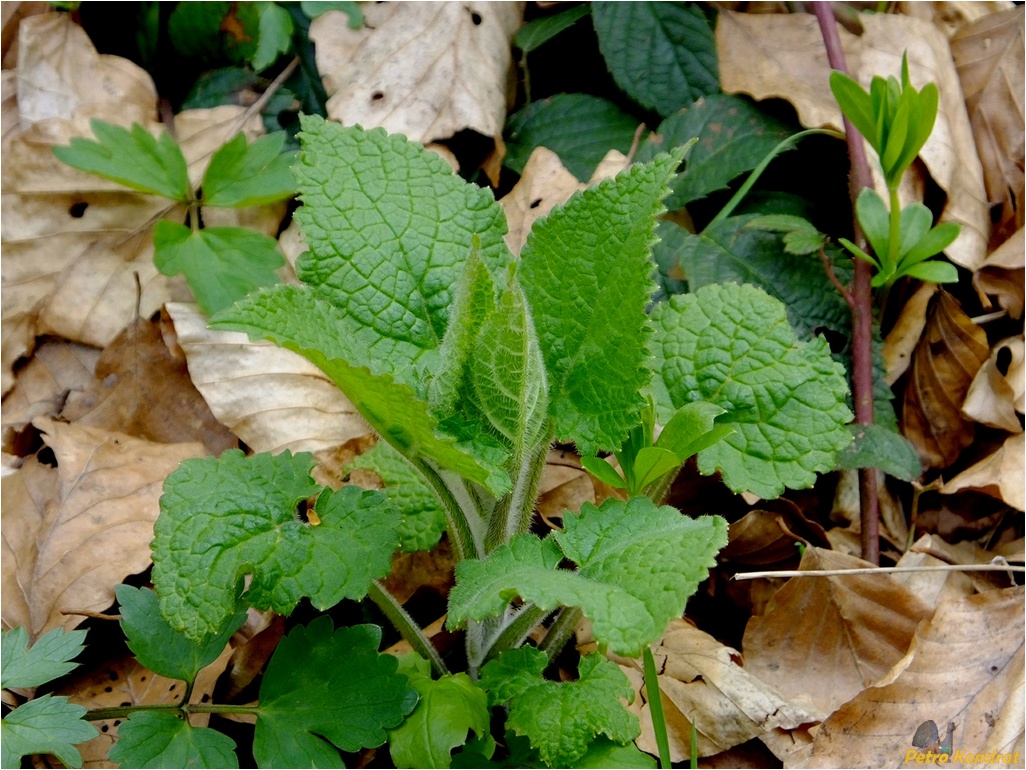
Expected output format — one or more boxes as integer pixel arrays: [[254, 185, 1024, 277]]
[[0, 695, 97, 769], [1, 627, 86, 690], [151, 450, 400, 641], [254, 618, 418, 767], [107, 712, 238, 769], [201, 132, 296, 207], [651, 283, 853, 499]]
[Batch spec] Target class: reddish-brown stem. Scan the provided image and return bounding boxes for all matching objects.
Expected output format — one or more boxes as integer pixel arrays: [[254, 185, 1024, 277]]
[[814, 2, 880, 564]]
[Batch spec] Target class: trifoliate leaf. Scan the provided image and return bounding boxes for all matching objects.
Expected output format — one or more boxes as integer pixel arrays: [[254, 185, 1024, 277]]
[[153, 221, 284, 316], [53, 120, 191, 200], [651, 283, 853, 499], [636, 95, 792, 208], [212, 286, 511, 495], [292, 116, 512, 361], [838, 423, 923, 481], [1, 627, 85, 690], [388, 655, 490, 769], [504, 94, 640, 182], [117, 586, 246, 684], [152, 450, 399, 641], [346, 441, 446, 553], [201, 132, 296, 207], [0, 695, 97, 769], [479, 648, 638, 768], [592, 2, 718, 117], [254, 618, 418, 767], [448, 498, 727, 656], [107, 712, 238, 769], [519, 152, 683, 455]]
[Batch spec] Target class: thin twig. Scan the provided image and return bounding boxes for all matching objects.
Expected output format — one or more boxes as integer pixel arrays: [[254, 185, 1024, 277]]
[[733, 562, 1024, 581], [819, 246, 855, 309], [235, 56, 302, 131]]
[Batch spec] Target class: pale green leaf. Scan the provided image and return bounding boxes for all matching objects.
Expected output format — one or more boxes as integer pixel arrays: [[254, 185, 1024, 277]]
[[579, 456, 627, 489], [855, 188, 892, 263], [1, 695, 97, 769], [151, 450, 400, 641], [201, 132, 296, 207], [902, 260, 959, 284], [651, 283, 853, 499], [107, 712, 238, 769], [519, 152, 683, 455], [632, 447, 681, 488], [654, 401, 728, 462], [1, 627, 85, 690]]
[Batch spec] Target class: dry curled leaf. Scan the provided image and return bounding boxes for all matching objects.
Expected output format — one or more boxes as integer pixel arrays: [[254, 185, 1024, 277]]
[[941, 432, 1026, 511], [975, 227, 1025, 320], [962, 335, 1025, 432], [885, 283, 939, 385]]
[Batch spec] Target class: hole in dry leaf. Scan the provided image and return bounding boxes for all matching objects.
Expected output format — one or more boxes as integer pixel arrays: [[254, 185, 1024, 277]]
[[101, 724, 109, 733], [371, 91, 385, 102], [104, 686, 112, 693], [470, 10, 482, 25], [530, 198, 542, 209], [108, 670, 118, 681], [997, 344, 1012, 376], [120, 701, 130, 707], [68, 201, 88, 218]]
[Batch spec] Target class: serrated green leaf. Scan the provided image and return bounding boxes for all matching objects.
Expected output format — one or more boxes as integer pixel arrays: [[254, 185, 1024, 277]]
[[449, 498, 727, 655], [53, 120, 190, 200], [1, 627, 85, 690], [107, 712, 238, 769], [479, 648, 638, 768], [346, 441, 446, 553], [838, 424, 922, 481], [636, 95, 792, 208], [212, 285, 511, 494], [254, 618, 418, 767], [152, 450, 399, 641], [388, 655, 489, 769], [519, 152, 682, 455], [651, 283, 853, 498], [1, 695, 97, 769], [651, 220, 689, 302], [504, 94, 640, 182], [117, 586, 246, 684], [573, 738, 657, 768], [201, 132, 296, 207], [292, 115, 512, 358], [514, 5, 590, 54], [153, 221, 284, 316], [592, 2, 718, 117]]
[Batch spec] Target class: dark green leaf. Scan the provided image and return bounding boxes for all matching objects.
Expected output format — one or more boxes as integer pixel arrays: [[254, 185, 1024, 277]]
[[201, 132, 296, 207], [168, 2, 228, 62], [592, 2, 718, 117], [514, 5, 590, 54], [837, 424, 922, 481], [181, 67, 259, 110], [107, 712, 238, 769], [573, 738, 657, 768], [1, 695, 97, 769], [1, 627, 85, 690]]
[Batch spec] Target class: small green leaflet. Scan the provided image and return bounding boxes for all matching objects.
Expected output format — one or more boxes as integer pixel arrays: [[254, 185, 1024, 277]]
[[838, 423, 923, 481], [231, 2, 295, 71], [448, 497, 727, 656], [346, 441, 447, 553], [519, 150, 683, 456], [53, 120, 190, 201], [479, 647, 638, 768], [388, 655, 490, 769], [107, 712, 239, 769], [1, 627, 85, 689], [592, 2, 718, 117], [151, 450, 400, 641], [514, 4, 590, 54], [117, 585, 246, 684], [254, 618, 418, 767], [742, 214, 827, 256], [153, 221, 285, 316], [201, 132, 296, 207], [1, 695, 97, 769], [651, 283, 853, 499]]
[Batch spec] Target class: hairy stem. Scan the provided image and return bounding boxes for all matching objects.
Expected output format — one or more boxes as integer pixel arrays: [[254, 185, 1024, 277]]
[[368, 580, 449, 677], [814, 2, 879, 564], [485, 435, 552, 552], [473, 605, 551, 674], [413, 460, 486, 561], [538, 606, 583, 659]]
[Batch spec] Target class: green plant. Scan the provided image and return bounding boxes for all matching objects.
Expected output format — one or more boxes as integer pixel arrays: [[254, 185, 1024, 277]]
[[830, 55, 959, 288], [53, 119, 296, 315]]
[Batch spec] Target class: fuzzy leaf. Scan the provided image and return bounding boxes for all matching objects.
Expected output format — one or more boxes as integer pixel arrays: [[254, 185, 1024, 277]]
[[519, 152, 683, 455], [1, 695, 97, 769], [117, 586, 246, 684], [1, 627, 85, 690], [592, 2, 718, 117], [479, 647, 638, 768], [388, 655, 489, 769], [52, 120, 190, 200], [153, 222, 284, 316], [201, 132, 296, 207], [254, 618, 418, 767], [107, 712, 238, 769], [346, 441, 446, 553], [651, 283, 853, 498], [448, 498, 727, 656], [151, 450, 399, 641]]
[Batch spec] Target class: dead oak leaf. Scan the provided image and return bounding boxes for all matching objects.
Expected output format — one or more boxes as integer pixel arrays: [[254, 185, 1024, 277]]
[[942, 432, 1026, 511]]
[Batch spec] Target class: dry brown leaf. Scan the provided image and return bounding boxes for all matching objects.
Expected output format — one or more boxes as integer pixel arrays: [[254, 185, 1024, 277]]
[[898, 2, 1017, 39], [902, 290, 990, 468], [976, 227, 1025, 320], [612, 619, 817, 761], [885, 283, 939, 385], [0, 418, 204, 638], [166, 302, 371, 455], [722, 506, 829, 567], [717, 10, 990, 272], [941, 432, 1026, 511], [893, 535, 977, 612], [808, 586, 1025, 768], [310, 2, 522, 145], [61, 314, 237, 455], [742, 547, 933, 718], [951, 8, 1025, 250], [962, 335, 1025, 432]]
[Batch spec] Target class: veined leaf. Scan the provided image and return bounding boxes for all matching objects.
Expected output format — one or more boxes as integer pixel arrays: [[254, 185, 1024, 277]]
[[201, 132, 296, 207], [107, 712, 238, 769], [0, 695, 97, 769], [1, 627, 86, 690], [519, 151, 683, 455]]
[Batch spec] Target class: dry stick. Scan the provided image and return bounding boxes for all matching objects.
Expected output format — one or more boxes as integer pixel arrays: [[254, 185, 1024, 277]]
[[734, 562, 1024, 582], [813, 3, 880, 565]]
